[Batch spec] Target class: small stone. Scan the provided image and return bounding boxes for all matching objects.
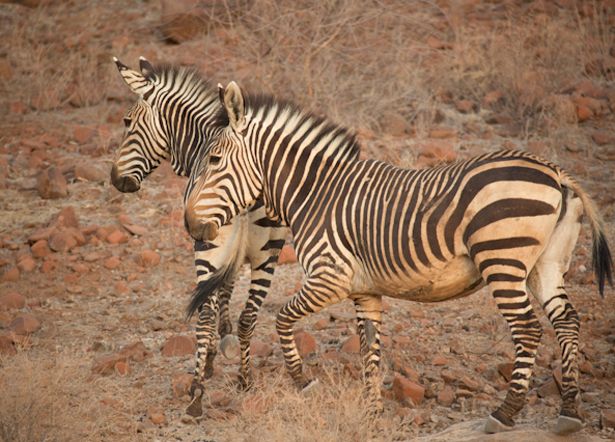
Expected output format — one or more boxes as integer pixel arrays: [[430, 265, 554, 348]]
[[9, 313, 41, 335], [104, 256, 121, 270], [277, 244, 297, 265], [482, 90, 504, 108], [138, 250, 160, 267], [161, 335, 195, 357], [31, 239, 51, 258], [600, 409, 615, 430], [537, 378, 560, 398], [0, 291, 26, 310], [53, 206, 79, 229], [17, 256, 36, 272], [171, 372, 193, 398], [459, 375, 481, 392], [36, 166, 67, 199], [437, 385, 455, 406], [74, 162, 107, 183], [114, 360, 130, 376], [48, 229, 78, 253], [313, 318, 329, 330], [1, 266, 20, 282], [392, 373, 424, 406], [251, 339, 273, 357], [455, 99, 476, 113], [432, 355, 448, 366], [73, 125, 97, 144], [0, 335, 16, 355], [106, 229, 129, 245], [591, 130, 614, 146], [209, 390, 232, 407], [340, 334, 361, 353], [294, 331, 317, 357], [41, 259, 56, 273], [119, 340, 150, 362], [497, 362, 513, 382], [147, 407, 166, 425], [576, 105, 593, 122]]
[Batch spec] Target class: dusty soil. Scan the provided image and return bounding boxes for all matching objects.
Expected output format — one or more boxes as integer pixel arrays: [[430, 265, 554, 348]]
[[1, 1, 614, 441]]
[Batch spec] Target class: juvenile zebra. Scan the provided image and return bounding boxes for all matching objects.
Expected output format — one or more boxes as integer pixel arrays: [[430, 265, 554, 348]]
[[184, 82, 613, 434], [110, 60, 287, 417]]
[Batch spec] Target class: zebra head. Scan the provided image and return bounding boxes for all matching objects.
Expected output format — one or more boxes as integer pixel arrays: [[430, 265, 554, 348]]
[[110, 56, 171, 193], [184, 81, 262, 241]]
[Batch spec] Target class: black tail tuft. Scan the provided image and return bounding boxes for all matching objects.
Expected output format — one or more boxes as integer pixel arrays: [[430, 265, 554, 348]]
[[186, 265, 236, 320], [593, 231, 613, 297]]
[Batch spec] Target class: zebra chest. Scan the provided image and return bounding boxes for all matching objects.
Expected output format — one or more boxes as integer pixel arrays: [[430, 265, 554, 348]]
[[373, 256, 484, 302]]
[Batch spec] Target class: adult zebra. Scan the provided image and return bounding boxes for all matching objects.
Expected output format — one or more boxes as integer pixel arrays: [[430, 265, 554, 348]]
[[184, 82, 613, 434], [110, 59, 286, 418]]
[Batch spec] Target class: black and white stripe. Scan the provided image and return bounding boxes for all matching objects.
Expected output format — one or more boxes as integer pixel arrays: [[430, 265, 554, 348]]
[[110, 60, 287, 417], [184, 82, 613, 433]]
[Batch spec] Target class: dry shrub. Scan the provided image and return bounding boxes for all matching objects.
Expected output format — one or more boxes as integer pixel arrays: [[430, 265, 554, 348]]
[[205, 367, 410, 442], [0, 353, 116, 442]]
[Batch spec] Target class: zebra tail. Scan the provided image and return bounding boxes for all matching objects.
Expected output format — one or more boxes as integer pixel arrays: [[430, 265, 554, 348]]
[[561, 173, 613, 297], [185, 264, 236, 320]]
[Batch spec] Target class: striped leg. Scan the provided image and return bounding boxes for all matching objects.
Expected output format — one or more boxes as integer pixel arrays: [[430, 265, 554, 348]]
[[480, 264, 542, 432], [352, 295, 383, 414], [186, 293, 220, 418], [276, 276, 349, 389], [217, 280, 234, 338]]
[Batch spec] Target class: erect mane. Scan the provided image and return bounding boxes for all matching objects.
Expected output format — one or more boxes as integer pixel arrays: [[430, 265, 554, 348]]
[[152, 63, 229, 126]]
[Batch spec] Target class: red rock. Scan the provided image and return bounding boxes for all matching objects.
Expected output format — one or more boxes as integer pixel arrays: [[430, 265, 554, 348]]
[[601, 409, 615, 430], [28, 226, 54, 243], [104, 256, 121, 270], [147, 406, 166, 425], [277, 244, 297, 265], [9, 313, 41, 335], [41, 259, 56, 273], [210, 389, 232, 407], [0, 335, 16, 355], [120, 222, 148, 236], [392, 373, 425, 406], [9, 101, 27, 115], [393, 335, 412, 346], [160, 0, 207, 43], [455, 99, 476, 113], [70, 262, 88, 273], [0, 291, 26, 310], [48, 229, 78, 253], [53, 206, 79, 229], [161, 335, 195, 357], [36, 166, 67, 199], [591, 131, 614, 146], [106, 229, 128, 245], [119, 340, 150, 362], [31, 239, 51, 258], [74, 162, 107, 183], [17, 256, 36, 272], [459, 375, 481, 392], [576, 105, 593, 122], [1, 266, 19, 282], [537, 378, 560, 398], [114, 360, 130, 376], [429, 127, 456, 139], [437, 385, 455, 406], [294, 330, 317, 357], [572, 79, 607, 99], [139, 250, 160, 267], [171, 372, 194, 398], [72, 125, 97, 144], [340, 334, 361, 353], [313, 318, 329, 330], [432, 355, 448, 366], [251, 339, 273, 357]]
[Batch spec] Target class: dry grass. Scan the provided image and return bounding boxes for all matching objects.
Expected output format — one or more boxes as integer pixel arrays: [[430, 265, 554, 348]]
[[0, 352, 126, 442]]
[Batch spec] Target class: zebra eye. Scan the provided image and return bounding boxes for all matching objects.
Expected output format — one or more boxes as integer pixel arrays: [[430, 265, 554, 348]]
[[123, 117, 132, 128], [209, 155, 222, 166]]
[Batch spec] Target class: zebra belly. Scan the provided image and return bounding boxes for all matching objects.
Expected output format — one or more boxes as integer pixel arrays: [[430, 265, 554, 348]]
[[379, 256, 484, 302]]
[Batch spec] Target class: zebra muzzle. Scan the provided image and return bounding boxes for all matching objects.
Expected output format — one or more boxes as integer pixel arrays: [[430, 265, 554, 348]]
[[110, 165, 140, 193]]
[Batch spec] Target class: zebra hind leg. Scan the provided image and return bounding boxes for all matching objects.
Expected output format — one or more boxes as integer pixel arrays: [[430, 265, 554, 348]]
[[186, 294, 220, 419], [480, 272, 542, 433], [352, 295, 383, 415], [218, 280, 241, 360]]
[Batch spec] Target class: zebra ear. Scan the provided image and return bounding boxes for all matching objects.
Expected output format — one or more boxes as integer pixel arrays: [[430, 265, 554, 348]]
[[217, 83, 224, 106], [139, 56, 156, 81], [224, 81, 246, 132], [113, 56, 154, 97]]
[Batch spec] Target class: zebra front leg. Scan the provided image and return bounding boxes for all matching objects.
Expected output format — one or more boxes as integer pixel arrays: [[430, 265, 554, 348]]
[[186, 294, 220, 418], [483, 281, 543, 433], [276, 276, 349, 390], [352, 294, 383, 415]]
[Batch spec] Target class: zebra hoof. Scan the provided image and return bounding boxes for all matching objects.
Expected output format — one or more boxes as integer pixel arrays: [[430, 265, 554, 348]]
[[484, 415, 514, 434], [219, 335, 240, 359], [185, 392, 203, 418], [554, 415, 583, 435], [301, 378, 320, 394]]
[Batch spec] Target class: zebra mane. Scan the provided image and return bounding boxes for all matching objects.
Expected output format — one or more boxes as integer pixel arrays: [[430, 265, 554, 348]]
[[213, 91, 362, 158], [152, 63, 229, 127]]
